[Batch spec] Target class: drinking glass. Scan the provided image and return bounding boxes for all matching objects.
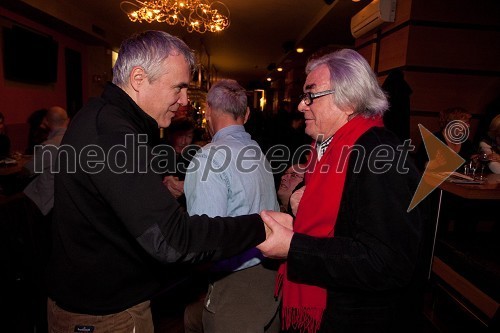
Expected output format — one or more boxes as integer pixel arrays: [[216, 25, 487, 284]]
[[468, 159, 477, 178], [476, 152, 489, 181], [463, 163, 470, 176]]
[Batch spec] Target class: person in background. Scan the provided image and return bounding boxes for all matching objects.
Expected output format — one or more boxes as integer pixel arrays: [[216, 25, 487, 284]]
[[183, 79, 280, 333], [26, 108, 50, 155], [46, 30, 267, 333], [478, 113, 500, 174], [175, 103, 192, 119], [192, 126, 210, 147], [286, 111, 310, 159], [473, 97, 500, 147], [244, 106, 267, 150], [162, 117, 197, 206], [381, 69, 412, 143], [415, 107, 475, 172], [23, 106, 69, 216], [14, 106, 68, 333], [257, 48, 425, 333], [0, 112, 11, 159], [277, 163, 306, 213], [166, 116, 196, 177]]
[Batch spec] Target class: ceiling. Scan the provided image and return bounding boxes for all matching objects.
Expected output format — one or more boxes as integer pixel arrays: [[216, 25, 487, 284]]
[[3, 0, 371, 88]]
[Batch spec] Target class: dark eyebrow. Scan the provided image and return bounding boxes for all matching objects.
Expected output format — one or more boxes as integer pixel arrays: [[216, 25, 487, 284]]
[[304, 83, 316, 91], [176, 83, 189, 89]]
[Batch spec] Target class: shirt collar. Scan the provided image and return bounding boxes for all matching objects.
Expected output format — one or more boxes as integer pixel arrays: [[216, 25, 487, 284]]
[[212, 125, 245, 142], [317, 136, 333, 160]]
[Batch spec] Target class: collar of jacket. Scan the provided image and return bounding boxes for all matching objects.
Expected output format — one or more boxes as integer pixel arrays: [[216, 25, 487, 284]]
[[101, 82, 160, 146]]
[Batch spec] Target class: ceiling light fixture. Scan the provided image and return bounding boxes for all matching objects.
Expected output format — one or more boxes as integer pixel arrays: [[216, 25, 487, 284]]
[[277, 67, 283, 72], [120, 0, 230, 34], [296, 47, 304, 53]]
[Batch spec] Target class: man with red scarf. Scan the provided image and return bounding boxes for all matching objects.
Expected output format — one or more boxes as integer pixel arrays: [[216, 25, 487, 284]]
[[257, 49, 425, 333]]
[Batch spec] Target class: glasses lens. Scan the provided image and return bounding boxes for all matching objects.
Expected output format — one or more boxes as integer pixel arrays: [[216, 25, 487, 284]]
[[299, 93, 311, 106]]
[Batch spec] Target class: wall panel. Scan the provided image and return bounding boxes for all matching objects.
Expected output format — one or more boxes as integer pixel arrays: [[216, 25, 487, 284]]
[[405, 72, 500, 114], [407, 27, 500, 71], [378, 27, 410, 72], [410, 0, 500, 26]]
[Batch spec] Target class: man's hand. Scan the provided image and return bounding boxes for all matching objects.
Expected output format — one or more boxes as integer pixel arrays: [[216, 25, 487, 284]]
[[162, 176, 184, 198], [257, 210, 294, 259], [290, 185, 305, 216]]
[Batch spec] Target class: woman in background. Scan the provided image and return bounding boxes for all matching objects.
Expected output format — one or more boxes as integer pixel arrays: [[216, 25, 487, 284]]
[[415, 107, 475, 172], [478, 114, 500, 174], [277, 163, 305, 213]]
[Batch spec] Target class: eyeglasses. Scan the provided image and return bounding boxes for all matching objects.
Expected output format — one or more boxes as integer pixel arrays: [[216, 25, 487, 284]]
[[299, 89, 335, 106]]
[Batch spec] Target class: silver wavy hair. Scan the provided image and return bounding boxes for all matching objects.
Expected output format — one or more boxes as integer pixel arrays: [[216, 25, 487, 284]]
[[207, 79, 247, 120], [112, 30, 195, 88], [306, 48, 388, 118]]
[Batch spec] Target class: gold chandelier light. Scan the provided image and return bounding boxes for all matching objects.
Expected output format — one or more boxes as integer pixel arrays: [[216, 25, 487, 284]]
[[120, 0, 230, 33]]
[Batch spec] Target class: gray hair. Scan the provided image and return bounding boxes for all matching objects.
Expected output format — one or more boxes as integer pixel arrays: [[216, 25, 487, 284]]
[[112, 30, 195, 87], [306, 49, 388, 118], [207, 79, 247, 120]]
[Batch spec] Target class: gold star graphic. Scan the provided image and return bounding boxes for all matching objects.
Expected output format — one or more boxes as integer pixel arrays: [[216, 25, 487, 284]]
[[408, 125, 465, 212]]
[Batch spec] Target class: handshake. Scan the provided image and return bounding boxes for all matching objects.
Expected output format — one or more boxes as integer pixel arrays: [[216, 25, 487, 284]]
[[257, 185, 305, 259]]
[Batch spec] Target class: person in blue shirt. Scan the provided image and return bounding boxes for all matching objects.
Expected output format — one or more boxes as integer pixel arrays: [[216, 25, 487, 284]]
[[184, 79, 281, 332]]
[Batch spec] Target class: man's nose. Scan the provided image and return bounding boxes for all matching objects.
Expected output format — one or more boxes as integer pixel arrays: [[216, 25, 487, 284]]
[[298, 100, 307, 113], [178, 90, 189, 106]]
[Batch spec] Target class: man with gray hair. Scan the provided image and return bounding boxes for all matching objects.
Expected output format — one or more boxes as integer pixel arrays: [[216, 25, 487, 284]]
[[45, 31, 267, 333], [184, 79, 280, 332], [258, 49, 425, 333]]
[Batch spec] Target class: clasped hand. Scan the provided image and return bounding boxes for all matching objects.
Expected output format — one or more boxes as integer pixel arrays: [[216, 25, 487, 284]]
[[257, 210, 294, 259], [162, 175, 184, 198]]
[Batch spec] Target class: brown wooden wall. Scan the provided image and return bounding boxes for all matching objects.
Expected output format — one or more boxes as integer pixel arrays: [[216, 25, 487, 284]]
[[355, 0, 500, 148]]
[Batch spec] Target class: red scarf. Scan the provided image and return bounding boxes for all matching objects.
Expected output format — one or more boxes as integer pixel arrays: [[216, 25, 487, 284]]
[[276, 116, 384, 333]]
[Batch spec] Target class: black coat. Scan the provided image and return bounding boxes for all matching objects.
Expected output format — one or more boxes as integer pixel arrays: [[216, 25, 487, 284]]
[[287, 128, 426, 333], [46, 83, 265, 314]]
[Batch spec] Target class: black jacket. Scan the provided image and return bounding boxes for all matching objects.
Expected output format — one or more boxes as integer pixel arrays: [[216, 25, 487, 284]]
[[46, 83, 265, 314], [288, 127, 426, 332]]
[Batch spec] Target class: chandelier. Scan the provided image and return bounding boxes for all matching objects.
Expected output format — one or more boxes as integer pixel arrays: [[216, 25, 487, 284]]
[[120, 0, 230, 34]]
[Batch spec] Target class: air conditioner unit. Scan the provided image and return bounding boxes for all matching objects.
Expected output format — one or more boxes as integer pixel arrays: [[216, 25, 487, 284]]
[[350, 0, 396, 38]]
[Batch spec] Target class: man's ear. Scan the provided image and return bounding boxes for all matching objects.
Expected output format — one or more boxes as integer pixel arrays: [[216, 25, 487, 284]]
[[129, 66, 146, 92], [344, 106, 356, 120], [205, 105, 211, 119], [243, 107, 250, 124], [205, 106, 214, 137]]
